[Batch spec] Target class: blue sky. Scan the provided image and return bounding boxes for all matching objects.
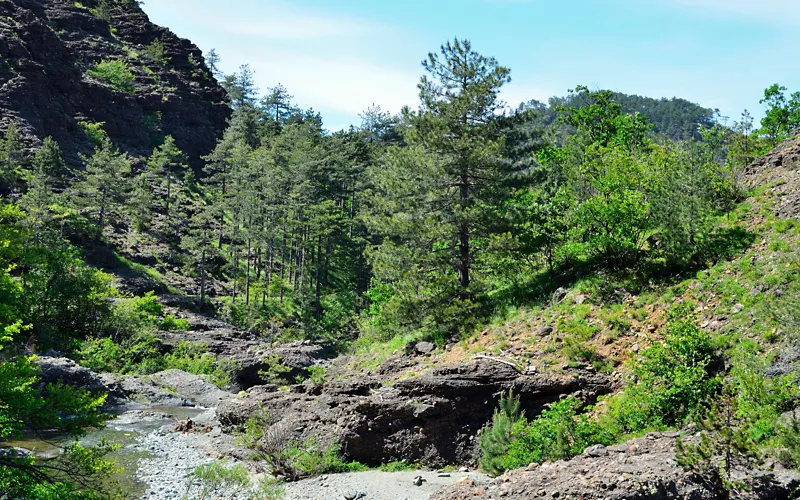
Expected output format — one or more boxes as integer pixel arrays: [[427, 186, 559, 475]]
[[144, 0, 800, 131]]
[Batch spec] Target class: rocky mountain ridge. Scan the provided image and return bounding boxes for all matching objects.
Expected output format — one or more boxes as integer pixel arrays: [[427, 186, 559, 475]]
[[0, 0, 229, 168]]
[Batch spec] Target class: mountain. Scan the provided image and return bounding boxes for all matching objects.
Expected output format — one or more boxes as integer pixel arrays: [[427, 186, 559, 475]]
[[0, 0, 229, 168]]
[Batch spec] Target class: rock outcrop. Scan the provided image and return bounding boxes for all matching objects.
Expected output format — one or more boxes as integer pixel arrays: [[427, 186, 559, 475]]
[[218, 360, 615, 467], [0, 0, 229, 169], [34, 356, 128, 408], [743, 132, 800, 219], [432, 433, 800, 500]]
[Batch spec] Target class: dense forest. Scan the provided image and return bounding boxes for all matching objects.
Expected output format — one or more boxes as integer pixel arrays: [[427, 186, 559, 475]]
[[4, 21, 800, 498]]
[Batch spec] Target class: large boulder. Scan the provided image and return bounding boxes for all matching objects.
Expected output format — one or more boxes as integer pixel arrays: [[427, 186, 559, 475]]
[[222, 341, 333, 390], [34, 356, 128, 408]]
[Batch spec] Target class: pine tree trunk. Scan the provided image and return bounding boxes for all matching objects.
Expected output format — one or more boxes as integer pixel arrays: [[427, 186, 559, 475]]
[[315, 235, 322, 320], [458, 169, 470, 290], [245, 238, 251, 305]]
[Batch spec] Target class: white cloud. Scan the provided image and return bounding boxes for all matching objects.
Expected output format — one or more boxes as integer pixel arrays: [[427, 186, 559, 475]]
[[664, 0, 800, 24], [242, 49, 420, 117]]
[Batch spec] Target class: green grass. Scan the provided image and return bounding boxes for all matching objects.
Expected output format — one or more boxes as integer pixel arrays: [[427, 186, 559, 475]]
[[113, 250, 181, 295]]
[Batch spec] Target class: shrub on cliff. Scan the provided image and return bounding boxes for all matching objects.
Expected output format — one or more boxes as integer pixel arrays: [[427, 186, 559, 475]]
[[87, 59, 135, 94]]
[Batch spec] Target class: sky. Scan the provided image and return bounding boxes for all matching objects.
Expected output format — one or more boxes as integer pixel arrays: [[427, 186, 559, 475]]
[[143, 0, 800, 132]]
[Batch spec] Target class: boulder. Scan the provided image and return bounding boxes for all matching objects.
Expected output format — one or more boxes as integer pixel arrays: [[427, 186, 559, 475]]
[[34, 356, 127, 406]]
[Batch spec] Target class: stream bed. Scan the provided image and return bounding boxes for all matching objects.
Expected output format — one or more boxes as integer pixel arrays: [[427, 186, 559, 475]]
[[5, 406, 207, 499]]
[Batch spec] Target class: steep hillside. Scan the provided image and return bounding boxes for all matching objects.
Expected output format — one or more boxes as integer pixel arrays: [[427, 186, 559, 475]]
[[0, 0, 229, 168]]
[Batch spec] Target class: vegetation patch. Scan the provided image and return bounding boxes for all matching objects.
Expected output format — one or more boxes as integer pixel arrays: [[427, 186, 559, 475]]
[[87, 59, 135, 93]]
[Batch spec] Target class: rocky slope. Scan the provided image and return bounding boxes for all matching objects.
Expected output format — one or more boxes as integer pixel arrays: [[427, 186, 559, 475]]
[[433, 433, 800, 500], [0, 0, 229, 168]]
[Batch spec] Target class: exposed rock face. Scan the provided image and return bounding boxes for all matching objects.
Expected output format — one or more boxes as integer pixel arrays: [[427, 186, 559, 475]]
[[217, 360, 615, 467], [34, 356, 128, 407], [0, 0, 229, 169], [743, 132, 800, 219], [432, 433, 800, 500]]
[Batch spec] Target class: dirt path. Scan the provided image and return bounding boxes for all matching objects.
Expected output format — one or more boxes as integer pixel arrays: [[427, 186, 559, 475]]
[[284, 470, 490, 500]]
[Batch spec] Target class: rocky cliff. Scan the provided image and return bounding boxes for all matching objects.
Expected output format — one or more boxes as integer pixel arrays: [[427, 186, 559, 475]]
[[0, 0, 229, 168]]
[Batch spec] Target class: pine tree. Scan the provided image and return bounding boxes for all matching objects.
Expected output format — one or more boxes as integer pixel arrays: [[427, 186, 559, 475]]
[[0, 121, 25, 187], [182, 205, 219, 305], [129, 172, 152, 230], [676, 392, 763, 497], [147, 135, 186, 219], [367, 38, 515, 325], [70, 140, 132, 239], [21, 138, 66, 245], [479, 389, 524, 477]]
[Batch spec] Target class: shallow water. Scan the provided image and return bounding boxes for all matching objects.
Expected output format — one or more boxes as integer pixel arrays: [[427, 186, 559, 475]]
[[4, 406, 206, 499]]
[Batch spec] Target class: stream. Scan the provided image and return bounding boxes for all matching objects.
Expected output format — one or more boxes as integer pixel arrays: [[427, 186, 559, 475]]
[[5, 406, 207, 499]]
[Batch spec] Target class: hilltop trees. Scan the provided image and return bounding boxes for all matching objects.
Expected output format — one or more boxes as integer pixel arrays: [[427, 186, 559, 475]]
[[759, 84, 800, 147]]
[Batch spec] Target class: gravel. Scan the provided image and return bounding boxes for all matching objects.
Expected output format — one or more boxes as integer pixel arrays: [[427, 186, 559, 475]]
[[283, 470, 490, 500], [129, 407, 488, 500], [135, 428, 220, 500]]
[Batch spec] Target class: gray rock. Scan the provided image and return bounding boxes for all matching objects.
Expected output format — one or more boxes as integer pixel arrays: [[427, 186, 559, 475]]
[[415, 342, 436, 355], [552, 288, 568, 304], [584, 444, 608, 457]]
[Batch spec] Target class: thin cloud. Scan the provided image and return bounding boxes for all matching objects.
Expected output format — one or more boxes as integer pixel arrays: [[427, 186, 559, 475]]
[[152, 0, 391, 40], [665, 0, 800, 25]]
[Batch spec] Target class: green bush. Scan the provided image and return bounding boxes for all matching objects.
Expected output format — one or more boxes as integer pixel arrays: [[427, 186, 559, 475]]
[[507, 398, 614, 469], [158, 314, 190, 331], [604, 310, 720, 434], [78, 121, 108, 147], [87, 59, 135, 93], [258, 354, 293, 385], [479, 392, 613, 476], [143, 40, 168, 66]]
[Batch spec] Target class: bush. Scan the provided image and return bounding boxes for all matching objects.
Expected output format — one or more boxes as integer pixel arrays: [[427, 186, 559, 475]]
[[242, 417, 363, 480], [158, 314, 190, 331], [507, 398, 614, 468], [143, 40, 168, 66], [78, 121, 108, 147], [604, 310, 720, 434], [479, 392, 613, 477], [258, 354, 293, 385], [87, 59, 135, 93]]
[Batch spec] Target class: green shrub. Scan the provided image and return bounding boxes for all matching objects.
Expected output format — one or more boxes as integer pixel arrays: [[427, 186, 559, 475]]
[[158, 314, 190, 331], [507, 398, 614, 468], [143, 40, 168, 66], [87, 59, 135, 93], [604, 311, 720, 434], [134, 290, 163, 317], [306, 365, 326, 387], [78, 121, 108, 147], [258, 354, 293, 385], [192, 463, 252, 499]]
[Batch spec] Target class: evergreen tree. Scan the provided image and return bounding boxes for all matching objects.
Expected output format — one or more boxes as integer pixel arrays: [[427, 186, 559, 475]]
[[70, 141, 132, 239], [0, 121, 25, 188], [369, 38, 515, 308], [21, 138, 66, 245], [146, 135, 186, 218]]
